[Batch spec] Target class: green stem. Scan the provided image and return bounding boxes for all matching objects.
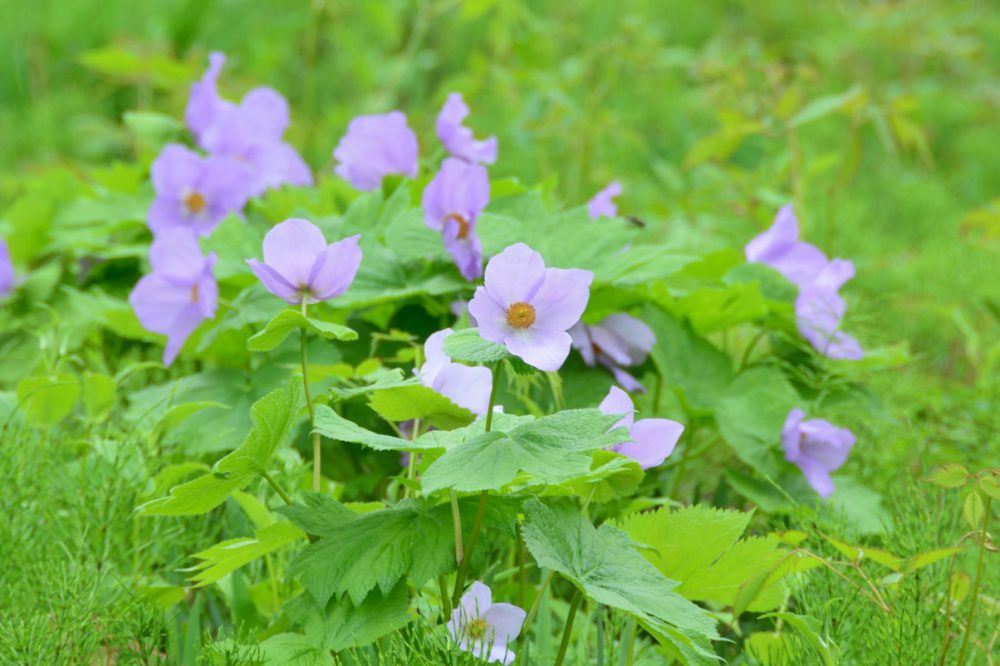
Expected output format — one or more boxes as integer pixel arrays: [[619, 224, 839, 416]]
[[484, 361, 501, 432], [522, 570, 555, 638], [554, 589, 583, 666], [517, 523, 527, 610], [623, 617, 637, 666], [439, 575, 452, 619], [452, 490, 488, 605], [450, 490, 465, 569], [452, 363, 502, 603], [300, 300, 321, 492], [956, 496, 991, 666], [262, 470, 292, 505]]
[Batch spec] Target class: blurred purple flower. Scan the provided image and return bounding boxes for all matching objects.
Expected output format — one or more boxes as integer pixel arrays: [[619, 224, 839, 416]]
[[436, 93, 498, 165], [423, 158, 489, 281], [148, 144, 249, 237], [417, 328, 493, 415], [333, 111, 419, 191], [570, 313, 655, 392], [782, 408, 856, 497], [746, 205, 863, 359], [246, 218, 362, 305], [129, 229, 218, 366], [448, 581, 525, 665], [186, 52, 312, 197], [587, 181, 622, 219], [599, 386, 683, 469], [468, 243, 593, 371], [0, 238, 15, 297]]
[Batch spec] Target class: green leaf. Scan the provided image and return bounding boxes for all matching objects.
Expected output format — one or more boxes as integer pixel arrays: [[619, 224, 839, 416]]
[[329, 368, 417, 400], [620, 505, 789, 611], [82, 372, 116, 422], [257, 633, 326, 666], [758, 612, 838, 666], [715, 367, 800, 477], [979, 474, 1000, 500], [788, 86, 864, 128], [138, 380, 304, 515], [248, 310, 357, 352], [16, 373, 80, 425], [546, 450, 644, 504], [291, 499, 455, 606], [522, 499, 719, 665], [442, 327, 509, 364], [924, 464, 969, 488], [962, 490, 985, 530], [675, 283, 768, 334], [367, 384, 476, 430], [643, 305, 733, 412], [185, 522, 305, 586], [420, 409, 628, 494], [275, 492, 360, 538], [820, 534, 903, 571], [904, 546, 963, 574], [313, 405, 439, 451]]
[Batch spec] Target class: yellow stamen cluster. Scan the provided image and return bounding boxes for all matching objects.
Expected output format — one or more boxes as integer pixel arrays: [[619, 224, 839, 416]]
[[445, 212, 471, 240], [184, 191, 207, 215], [506, 302, 536, 329]]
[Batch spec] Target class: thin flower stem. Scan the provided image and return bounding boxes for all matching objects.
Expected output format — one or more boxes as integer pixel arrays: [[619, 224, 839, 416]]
[[261, 470, 292, 505], [521, 570, 555, 642], [439, 575, 452, 619], [553, 588, 583, 666], [299, 300, 321, 492], [956, 496, 991, 666], [452, 490, 488, 605], [450, 490, 465, 567], [516, 523, 527, 610], [451, 362, 502, 603]]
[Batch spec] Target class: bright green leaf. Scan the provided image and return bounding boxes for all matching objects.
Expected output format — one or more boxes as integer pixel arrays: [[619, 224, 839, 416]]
[[367, 384, 476, 430], [248, 310, 357, 352]]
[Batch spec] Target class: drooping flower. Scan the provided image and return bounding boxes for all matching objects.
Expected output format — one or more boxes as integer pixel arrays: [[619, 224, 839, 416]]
[[417, 329, 493, 415], [570, 313, 655, 392], [468, 243, 593, 372], [185, 52, 313, 197], [447, 581, 525, 665], [246, 218, 362, 305], [587, 181, 622, 219], [599, 386, 683, 469], [746, 206, 863, 359], [423, 158, 489, 281], [781, 408, 856, 497], [148, 144, 249, 237], [333, 111, 419, 191], [129, 229, 218, 366], [0, 238, 15, 298], [795, 260, 864, 360], [744, 205, 828, 289], [436, 93, 498, 165]]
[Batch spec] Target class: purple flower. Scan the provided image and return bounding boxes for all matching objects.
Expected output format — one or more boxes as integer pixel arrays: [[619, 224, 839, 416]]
[[599, 387, 683, 469], [570, 313, 655, 392], [436, 93, 498, 165], [148, 144, 249, 237], [0, 238, 15, 298], [447, 581, 525, 665], [781, 408, 856, 497], [333, 112, 419, 191], [129, 229, 218, 366], [246, 218, 362, 305], [587, 181, 622, 219], [423, 158, 489, 281], [417, 329, 493, 415], [185, 52, 312, 197], [468, 243, 593, 372], [745, 205, 829, 289], [746, 206, 863, 359]]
